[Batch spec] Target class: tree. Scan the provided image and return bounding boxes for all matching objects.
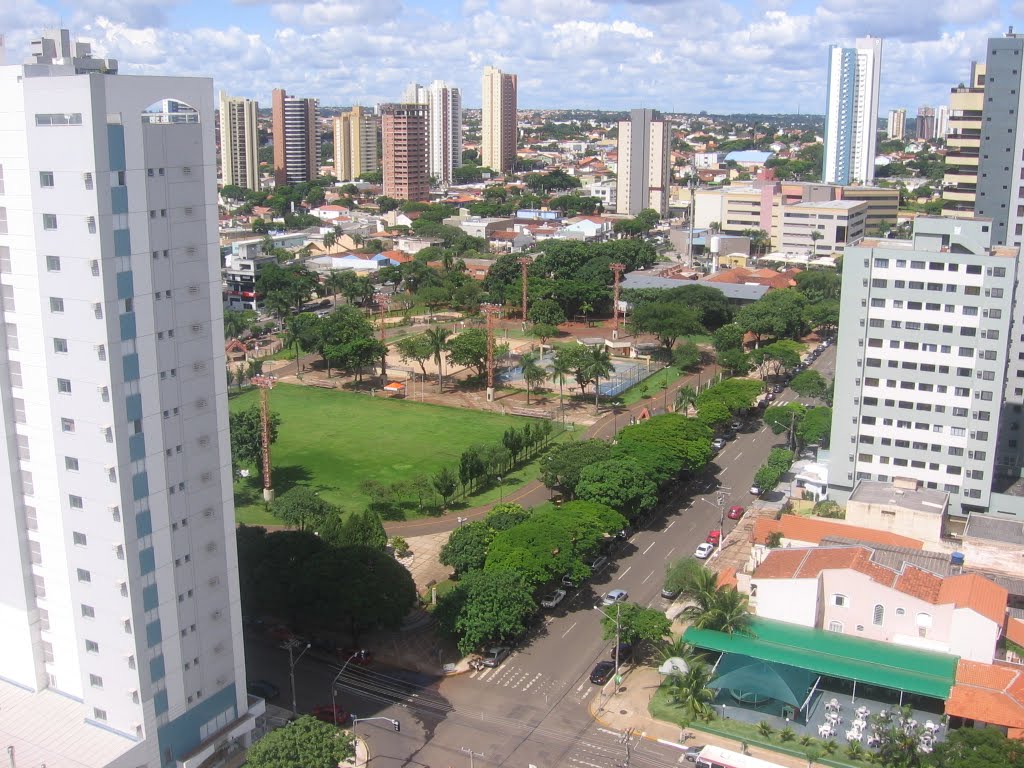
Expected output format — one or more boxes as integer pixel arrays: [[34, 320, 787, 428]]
[[447, 328, 491, 379], [753, 448, 794, 492], [734, 289, 808, 344], [576, 459, 658, 519], [528, 298, 566, 326], [283, 312, 321, 370], [630, 302, 704, 354], [796, 407, 832, 447], [659, 284, 733, 331], [316, 305, 384, 379], [435, 569, 537, 655], [439, 521, 493, 576], [927, 726, 1024, 768], [805, 300, 840, 336], [763, 403, 806, 447], [751, 339, 803, 379], [667, 661, 716, 726], [418, 285, 450, 319], [671, 340, 702, 371], [245, 715, 355, 768], [583, 345, 615, 411], [339, 509, 388, 551], [789, 369, 828, 399], [600, 603, 671, 649], [432, 467, 459, 507], [664, 557, 705, 596], [686, 586, 752, 635], [716, 348, 752, 377], [521, 353, 547, 405], [696, 378, 763, 415], [229, 405, 281, 473], [485, 503, 531, 531], [425, 326, 452, 392], [549, 350, 573, 419], [540, 439, 612, 496], [675, 385, 698, 415], [615, 414, 714, 475], [793, 270, 841, 302], [712, 323, 745, 354], [271, 486, 335, 532], [223, 308, 257, 340], [531, 323, 559, 351], [396, 333, 434, 380]]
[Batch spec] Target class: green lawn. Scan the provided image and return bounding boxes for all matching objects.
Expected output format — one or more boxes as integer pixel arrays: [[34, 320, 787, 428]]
[[230, 384, 533, 524]]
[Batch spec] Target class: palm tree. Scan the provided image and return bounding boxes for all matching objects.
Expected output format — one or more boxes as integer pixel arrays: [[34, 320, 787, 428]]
[[679, 566, 720, 609], [579, 301, 594, 326], [520, 353, 546, 405], [675, 385, 698, 416], [689, 587, 753, 635], [323, 231, 337, 250], [550, 351, 572, 424], [245, 358, 263, 383], [324, 270, 347, 302], [584, 346, 614, 413], [756, 721, 774, 739], [425, 327, 452, 393], [667, 661, 715, 726]]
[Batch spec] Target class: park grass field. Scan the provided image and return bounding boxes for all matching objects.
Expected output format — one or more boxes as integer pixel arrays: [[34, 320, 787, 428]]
[[230, 384, 533, 524]]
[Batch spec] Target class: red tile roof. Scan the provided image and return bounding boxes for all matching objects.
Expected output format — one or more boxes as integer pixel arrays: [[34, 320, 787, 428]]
[[752, 515, 925, 550], [938, 574, 1008, 626], [705, 267, 800, 290], [1008, 617, 1024, 647], [946, 660, 1024, 728]]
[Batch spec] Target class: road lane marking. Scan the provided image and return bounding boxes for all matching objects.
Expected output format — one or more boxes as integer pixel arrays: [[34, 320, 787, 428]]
[[618, 565, 632, 579], [477, 668, 493, 680], [733, 452, 743, 461], [666, 520, 675, 530], [562, 621, 578, 638], [642, 541, 656, 555], [643, 569, 655, 583], [666, 547, 675, 558]]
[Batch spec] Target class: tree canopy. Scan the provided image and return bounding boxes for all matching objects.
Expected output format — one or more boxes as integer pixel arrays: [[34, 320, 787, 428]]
[[540, 439, 613, 496], [245, 716, 354, 768], [630, 301, 704, 353], [229, 405, 280, 474], [734, 289, 808, 343], [576, 458, 659, 519]]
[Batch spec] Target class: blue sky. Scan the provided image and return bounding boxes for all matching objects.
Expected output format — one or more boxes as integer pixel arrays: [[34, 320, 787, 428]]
[[2, 0, 1017, 114]]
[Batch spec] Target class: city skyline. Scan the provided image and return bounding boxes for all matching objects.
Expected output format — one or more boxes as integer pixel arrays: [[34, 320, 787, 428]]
[[1, 0, 1016, 115]]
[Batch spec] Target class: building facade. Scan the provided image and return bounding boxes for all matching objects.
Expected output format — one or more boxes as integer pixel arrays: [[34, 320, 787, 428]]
[[887, 108, 906, 140], [823, 36, 883, 185], [942, 62, 985, 218], [402, 81, 463, 186], [916, 106, 936, 141], [217, 93, 259, 191], [828, 216, 1024, 519], [778, 200, 867, 256], [333, 106, 379, 182], [481, 65, 517, 173], [381, 103, 429, 202], [974, 32, 1024, 248], [0, 29, 259, 767], [615, 108, 671, 217], [271, 88, 318, 186]]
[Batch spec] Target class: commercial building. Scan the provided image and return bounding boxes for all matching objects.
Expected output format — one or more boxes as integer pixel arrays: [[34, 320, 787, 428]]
[[974, 32, 1024, 248], [828, 216, 1024, 519], [615, 108, 671, 217], [887, 108, 906, 140], [332, 106, 378, 182], [822, 36, 882, 185], [271, 88, 318, 186], [0, 28, 260, 767], [403, 81, 463, 186], [218, 92, 259, 190], [481, 65, 517, 173], [942, 62, 985, 218], [777, 199, 867, 256], [381, 103, 429, 201]]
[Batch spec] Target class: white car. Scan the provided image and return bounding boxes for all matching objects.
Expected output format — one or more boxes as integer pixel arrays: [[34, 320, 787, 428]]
[[541, 589, 566, 609], [695, 542, 715, 560], [711, 438, 726, 452], [601, 589, 629, 606]]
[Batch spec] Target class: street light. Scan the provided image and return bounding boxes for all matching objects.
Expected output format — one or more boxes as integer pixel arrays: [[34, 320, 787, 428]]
[[593, 602, 623, 697], [330, 651, 364, 726], [282, 638, 312, 716]]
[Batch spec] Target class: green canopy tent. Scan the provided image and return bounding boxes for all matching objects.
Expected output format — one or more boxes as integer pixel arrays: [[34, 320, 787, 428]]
[[708, 654, 818, 717]]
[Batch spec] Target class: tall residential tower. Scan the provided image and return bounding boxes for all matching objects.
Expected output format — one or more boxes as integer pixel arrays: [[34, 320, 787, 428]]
[[401, 81, 463, 186], [887, 108, 906, 140], [218, 92, 259, 190], [333, 106, 379, 182], [481, 66, 517, 173], [381, 103, 430, 201], [615, 108, 671, 217], [942, 61, 985, 218], [822, 36, 883, 185], [271, 88, 319, 186], [0, 28, 260, 767]]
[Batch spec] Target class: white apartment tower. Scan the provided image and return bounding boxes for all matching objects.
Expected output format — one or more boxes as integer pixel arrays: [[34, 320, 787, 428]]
[[481, 65, 517, 173], [887, 108, 906, 141], [401, 80, 463, 186], [0, 29, 260, 767], [828, 216, 1024, 519], [218, 92, 259, 190], [823, 36, 883, 185], [615, 108, 671, 217]]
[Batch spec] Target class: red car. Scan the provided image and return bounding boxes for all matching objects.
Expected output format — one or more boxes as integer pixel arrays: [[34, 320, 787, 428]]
[[706, 530, 721, 546], [727, 506, 745, 520], [312, 704, 350, 725]]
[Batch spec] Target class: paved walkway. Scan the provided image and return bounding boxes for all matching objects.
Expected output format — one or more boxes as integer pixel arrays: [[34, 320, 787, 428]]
[[591, 666, 814, 768]]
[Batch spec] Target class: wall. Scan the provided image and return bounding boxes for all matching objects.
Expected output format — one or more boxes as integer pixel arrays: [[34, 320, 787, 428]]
[[750, 577, 819, 626]]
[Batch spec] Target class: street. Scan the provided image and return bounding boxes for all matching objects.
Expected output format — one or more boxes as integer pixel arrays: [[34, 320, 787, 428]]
[[246, 344, 837, 767]]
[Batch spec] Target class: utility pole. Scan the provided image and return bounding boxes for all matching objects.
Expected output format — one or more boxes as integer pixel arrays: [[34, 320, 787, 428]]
[[282, 638, 311, 716], [517, 256, 532, 322], [610, 262, 625, 340], [461, 747, 484, 768], [375, 292, 389, 383], [687, 173, 697, 268], [619, 727, 636, 768], [252, 375, 275, 502], [482, 303, 501, 402]]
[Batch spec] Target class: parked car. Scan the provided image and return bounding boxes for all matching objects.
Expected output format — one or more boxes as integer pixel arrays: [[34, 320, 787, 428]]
[[750, 484, 763, 495], [312, 704, 349, 725], [723, 428, 737, 440], [481, 647, 511, 667], [730, 420, 742, 432], [561, 573, 582, 589], [711, 438, 726, 452], [601, 589, 629, 606], [585, 555, 609, 573], [611, 642, 634, 661], [706, 530, 721, 546], [541, 589, 567, 609], [727, 506, 745, 520], [694, 542, 715, 559], [247, 679, 280, 701], [771, 384, 783, 394], [765, 393, 776, 402], [683, 745, 707, 762], [590, 660, 616, 684], [661, 585, 681, 599]]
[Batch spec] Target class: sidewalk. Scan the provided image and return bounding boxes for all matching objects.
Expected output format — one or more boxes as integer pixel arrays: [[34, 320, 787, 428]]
[[590, 666, 813, 768]]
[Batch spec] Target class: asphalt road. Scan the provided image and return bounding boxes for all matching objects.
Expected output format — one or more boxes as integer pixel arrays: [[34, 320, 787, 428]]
[[245, 343, 838, 766]]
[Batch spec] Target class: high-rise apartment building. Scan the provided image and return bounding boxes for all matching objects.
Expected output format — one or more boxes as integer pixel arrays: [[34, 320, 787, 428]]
[[975, 32, 1024, 248], [823, 36, 882, 185], [381, 103, 429, 201], [887, 108, 906, 140], [942, 61, 985, 218], [615, 108, 671, 217], [935, 105, 950, 141], [0, 28, 260, 767], [271, 88, 319, 186], [481, 65, 518, 173], [916, 106, 936, 141], [828, 216, 1024, 519], [218, 92, 259, 190], [333, 106, 379, 182], [401, 81, 463, 186]]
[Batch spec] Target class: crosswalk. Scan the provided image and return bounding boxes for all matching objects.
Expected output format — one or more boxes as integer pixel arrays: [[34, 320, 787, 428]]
[[466, 660, 582, 700]]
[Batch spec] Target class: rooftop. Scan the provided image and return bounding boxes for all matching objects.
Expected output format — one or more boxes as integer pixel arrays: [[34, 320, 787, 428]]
[[964, 515, 1024, 547], [787, 199, 867, 211], [946, 660, 1024, 730], [849, 480, 949, 515], [752, 513, 925, 550]]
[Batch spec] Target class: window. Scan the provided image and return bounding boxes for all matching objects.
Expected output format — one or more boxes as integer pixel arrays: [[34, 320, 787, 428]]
[[61, 418, 74, 433], [72, 531, 87, 546], [873, 604, 884, 625], [39, 171, 54, 188], [65, 456, 79, 471], [0, 207, 6, 234], [82, 605, 95, 619], [832, 594, 847, 607], [45, 255, 61, 272], [42, 214, 57, 230], [49, 297, 64, 313], [76, 568, 91, 583], [53, 338, 67, 353], [56, 378, 71, 394]]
